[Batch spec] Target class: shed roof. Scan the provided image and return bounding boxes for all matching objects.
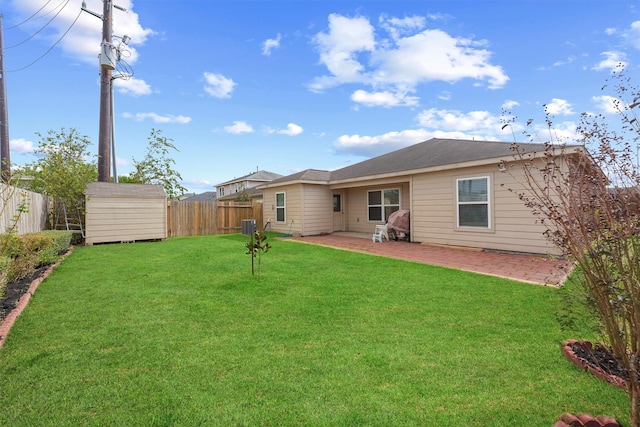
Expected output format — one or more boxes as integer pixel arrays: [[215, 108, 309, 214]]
[[85, 182, 166, 198]]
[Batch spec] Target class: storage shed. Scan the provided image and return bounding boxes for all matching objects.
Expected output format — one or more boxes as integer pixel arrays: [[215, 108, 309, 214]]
[[85, 182, 167, 245]]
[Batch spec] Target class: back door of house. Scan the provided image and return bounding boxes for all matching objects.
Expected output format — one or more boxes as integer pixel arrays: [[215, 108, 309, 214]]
[[332, 192, 345, 231]]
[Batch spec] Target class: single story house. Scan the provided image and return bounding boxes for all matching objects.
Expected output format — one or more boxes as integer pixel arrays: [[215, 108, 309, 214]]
[[258, 138, 581, 255]]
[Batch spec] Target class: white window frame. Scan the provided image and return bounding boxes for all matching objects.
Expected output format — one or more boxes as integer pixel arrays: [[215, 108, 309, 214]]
[[456, 176, 491, 229], [275, 192, 286, 223], [219, 187, 225, 197], [367, 188, 400, 222]]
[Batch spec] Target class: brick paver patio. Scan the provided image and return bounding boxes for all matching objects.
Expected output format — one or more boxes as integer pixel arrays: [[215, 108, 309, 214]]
[[287, 233, 572, 286]]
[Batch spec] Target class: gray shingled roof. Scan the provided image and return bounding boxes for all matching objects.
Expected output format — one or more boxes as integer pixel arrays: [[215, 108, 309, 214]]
[[216, 170, 284, 186], [330, 138, 550, 181], [265, 169, 332, 186], [182, 191, 217, 202], [262, 138, 555, 186]]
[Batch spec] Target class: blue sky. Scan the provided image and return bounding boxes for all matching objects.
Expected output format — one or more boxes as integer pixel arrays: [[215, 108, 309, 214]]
[[2, 0, 639, 194]]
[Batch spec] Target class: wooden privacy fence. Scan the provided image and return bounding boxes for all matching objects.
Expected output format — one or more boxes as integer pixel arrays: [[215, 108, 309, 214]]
[[0, 184, 50, 235], [167, 200, 263, 237]]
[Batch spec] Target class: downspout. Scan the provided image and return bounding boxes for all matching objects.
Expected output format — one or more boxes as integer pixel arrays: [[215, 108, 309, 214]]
[[409, 175, 413, 242]]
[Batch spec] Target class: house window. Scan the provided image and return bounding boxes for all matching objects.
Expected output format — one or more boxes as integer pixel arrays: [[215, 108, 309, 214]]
[[276, 192, 286, 222], [368, 189, 400, 222], [333, 194, 341, 212], [234, 183, 239, 193], [457, 177, 490, 228], [219, 187, 225, 197]]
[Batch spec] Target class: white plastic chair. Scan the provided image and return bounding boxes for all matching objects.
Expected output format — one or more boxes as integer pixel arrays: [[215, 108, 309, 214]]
[[372, 224, 389, 242]]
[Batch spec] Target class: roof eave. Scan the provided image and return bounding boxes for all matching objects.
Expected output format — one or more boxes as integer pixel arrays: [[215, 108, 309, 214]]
[[329, 149, 581, 186]]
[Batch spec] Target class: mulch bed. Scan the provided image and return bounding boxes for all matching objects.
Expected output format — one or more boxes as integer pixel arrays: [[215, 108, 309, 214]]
[[561, 339, 637, 390], [0, 249, 72, 345], [0, 266, 47, 329]]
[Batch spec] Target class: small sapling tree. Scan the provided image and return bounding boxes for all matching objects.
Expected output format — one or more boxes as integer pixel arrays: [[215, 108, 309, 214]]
[[245, 230, 271, 280], [129, 129, 188, 199]]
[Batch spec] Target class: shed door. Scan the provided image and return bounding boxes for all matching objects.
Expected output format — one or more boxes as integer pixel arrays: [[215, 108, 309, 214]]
[[332, 192, 345, 231]]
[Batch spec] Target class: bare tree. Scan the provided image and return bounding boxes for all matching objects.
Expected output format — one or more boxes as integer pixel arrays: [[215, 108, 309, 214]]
[[504, 65, 640, 426]]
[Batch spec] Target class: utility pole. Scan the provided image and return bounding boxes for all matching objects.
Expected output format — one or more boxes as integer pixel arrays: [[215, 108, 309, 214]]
[[82, 1, 127, 183], [0, 15, 10, 183], [97, 0, 113, 182]]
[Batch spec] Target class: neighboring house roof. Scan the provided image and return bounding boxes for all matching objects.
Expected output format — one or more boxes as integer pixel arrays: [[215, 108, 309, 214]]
[[260, 138, 570, 188], [181, 191, 217, 202], [216, 170, 284, 186], [217, 186, 263, 201]]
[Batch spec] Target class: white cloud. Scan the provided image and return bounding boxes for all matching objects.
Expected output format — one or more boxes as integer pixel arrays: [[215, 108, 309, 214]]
[[373, 29, 508, 89], [379, 14, 426, 41], [592, 95, 620, 114], [502, 100, 520, 110], [334, 107, 515, 157], [623, 21, 640, 49], [10, 138, 35, 154], [265, 123, 303, 136], [437, 91, 451, 101], [531, 121, 579, 144], [350, 89, 419, 107], [544, 98, 575, 116], [181, 178, 214, 191], [203, 72, 236, 98], [592, 51, 627, 72], [272, 123, 303, 136], [310, 14, 376, 91], [416, 108, 504, 134], [114, 77, 152, 96], [333, 128, 494, 157], [310, 13, 508, 100], [333, 129, 430, 157], [262, 33, 281, 56], [224, 121, 254, 134], [122, 112, 191, 124]]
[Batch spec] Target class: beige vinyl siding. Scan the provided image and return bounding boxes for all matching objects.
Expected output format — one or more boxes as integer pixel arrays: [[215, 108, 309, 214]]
[[411, 164, 556, 254], [343, 182, 410, 234], [85, 183, 167, 245], [300, 185, 333, 235], [264, 185, 302, 235], [263, 184, 332, 236]]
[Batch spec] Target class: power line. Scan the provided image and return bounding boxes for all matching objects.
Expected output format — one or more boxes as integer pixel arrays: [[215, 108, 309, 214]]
[[5, 0, 56, 30], [7, 6, 82, 73], [5, 0, 70, 50]]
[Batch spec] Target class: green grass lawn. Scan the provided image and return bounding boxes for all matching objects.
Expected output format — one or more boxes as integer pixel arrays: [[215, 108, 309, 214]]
[[0, 234, 630, 426]]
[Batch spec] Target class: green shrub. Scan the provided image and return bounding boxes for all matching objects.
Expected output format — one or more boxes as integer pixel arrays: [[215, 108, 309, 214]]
[[0, 255, 10, 299], [36, 230, 72, 264], [0, 231, 72, 284]]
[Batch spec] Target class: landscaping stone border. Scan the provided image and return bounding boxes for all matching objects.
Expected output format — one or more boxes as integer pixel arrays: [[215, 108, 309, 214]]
[[0, 248, 73, 350]]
